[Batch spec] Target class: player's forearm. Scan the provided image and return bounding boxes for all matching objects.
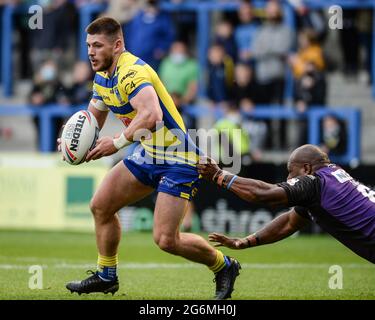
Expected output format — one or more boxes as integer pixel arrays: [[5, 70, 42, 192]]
[[123, 111, 160, 142], [112, 111, 161, 150], [247, 212, 296, 247], [88, 104, 108, 130], [229, 176, 274, 203], [214, 170, 275, 204]]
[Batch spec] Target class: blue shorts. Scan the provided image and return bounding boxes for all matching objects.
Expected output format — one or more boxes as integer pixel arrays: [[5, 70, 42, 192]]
[[123, 145, 201, 201]]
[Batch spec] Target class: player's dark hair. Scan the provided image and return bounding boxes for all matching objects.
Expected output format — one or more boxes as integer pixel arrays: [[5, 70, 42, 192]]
[[86, 17, 123, 42]]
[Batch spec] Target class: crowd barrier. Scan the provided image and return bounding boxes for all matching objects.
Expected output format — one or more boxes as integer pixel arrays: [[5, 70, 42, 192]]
[[0, 104, 361, 165]]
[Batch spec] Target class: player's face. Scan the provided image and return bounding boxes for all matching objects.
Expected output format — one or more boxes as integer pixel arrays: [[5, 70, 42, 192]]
[[86, 34, 115, 72], [287, 161, 312, 180]]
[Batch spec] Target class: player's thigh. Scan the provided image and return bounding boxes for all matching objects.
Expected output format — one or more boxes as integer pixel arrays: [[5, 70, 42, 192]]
[[153, 192, 189, 241], [91, 160, 154, 214]]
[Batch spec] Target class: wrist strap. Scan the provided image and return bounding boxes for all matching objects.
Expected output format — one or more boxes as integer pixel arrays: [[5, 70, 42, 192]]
[[113, 132, 132, 150], [246, 233, 260, 247], [226, 175, 238, 190]]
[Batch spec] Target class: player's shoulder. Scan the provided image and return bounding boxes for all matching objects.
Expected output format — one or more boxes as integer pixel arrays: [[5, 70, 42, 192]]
[[286, 175, 316, 187], [93, 71, 108, 85]]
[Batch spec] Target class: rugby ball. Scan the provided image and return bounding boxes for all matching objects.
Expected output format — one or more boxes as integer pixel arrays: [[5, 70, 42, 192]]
[[60, 110, 99, 165]]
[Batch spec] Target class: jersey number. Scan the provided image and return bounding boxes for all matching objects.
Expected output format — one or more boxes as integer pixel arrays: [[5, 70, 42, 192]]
[[357, 184, 375, 203], [125, 81, 136, 95]]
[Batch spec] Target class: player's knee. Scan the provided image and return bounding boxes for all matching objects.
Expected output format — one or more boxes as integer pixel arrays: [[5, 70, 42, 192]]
[[155, 234, 178, 254], [89, 198, 109, 223]]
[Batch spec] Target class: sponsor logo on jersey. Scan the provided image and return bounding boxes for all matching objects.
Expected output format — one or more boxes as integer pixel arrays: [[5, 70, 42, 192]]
[[120, 69, 137, 83], [332, 169, 352, 183]]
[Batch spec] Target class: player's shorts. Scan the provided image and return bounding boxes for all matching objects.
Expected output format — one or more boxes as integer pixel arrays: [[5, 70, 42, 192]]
[[123, 144, 201, 201]]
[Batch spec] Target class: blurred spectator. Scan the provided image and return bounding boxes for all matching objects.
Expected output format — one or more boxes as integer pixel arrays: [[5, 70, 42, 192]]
[[105, 0, 143, 26], [159, 41, 198, 106], [65, 61, 93, 105], [159, 41, 198, 129], [75, 0, 108, 7], [125, 0, 175, 70], [234, 0, 259, 63], [232, 62, 258, 106], [289, 29, 325, 80], [294, 61, 326, 110], [170, 92, 195, 130], [240, 99, 267, 162], [214, 103, 250, 163], [339, 9, 359, 77], [287, 0, 326, 42], [294, 61, 327, 146], [206, 43, 234, 107], [320, 115, 348, 157], [251, 0, 294, 149], [29, 59, 69, 149], [171, 2, 197, 45], [252, 0, 294, 104], [214, 20, 237, 62], [357, 9, 372, 84], [29, 0, 77, 73], [13, 0, 35, 79]]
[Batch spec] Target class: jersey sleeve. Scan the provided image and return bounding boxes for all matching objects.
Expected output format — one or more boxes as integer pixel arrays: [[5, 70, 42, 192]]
[[118, 65, 153, 100], [92, 82, 109, 112], [294, 206, 312, 221], [277, 175, 320, 207]]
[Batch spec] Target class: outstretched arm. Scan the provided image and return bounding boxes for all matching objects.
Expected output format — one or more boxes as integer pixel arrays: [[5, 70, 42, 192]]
[[209, 208, 308, 249], [197, 156, 289, 207]]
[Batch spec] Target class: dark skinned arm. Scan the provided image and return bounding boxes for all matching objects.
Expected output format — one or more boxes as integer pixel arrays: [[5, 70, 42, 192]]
[[197, 156, 310, 249], [208, 208, 308, 249]]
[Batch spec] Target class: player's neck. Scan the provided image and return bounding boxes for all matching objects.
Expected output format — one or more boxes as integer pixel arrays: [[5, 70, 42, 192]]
[[105, 52, 123, 78]]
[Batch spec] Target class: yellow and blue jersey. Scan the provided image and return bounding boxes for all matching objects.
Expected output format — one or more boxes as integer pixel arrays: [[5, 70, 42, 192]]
[[92, 51, 201, 200], [92, 51, 200, 167]]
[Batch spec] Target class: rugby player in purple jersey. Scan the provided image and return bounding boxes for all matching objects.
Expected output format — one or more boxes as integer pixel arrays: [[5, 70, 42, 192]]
[[197, 144, 375, 264]]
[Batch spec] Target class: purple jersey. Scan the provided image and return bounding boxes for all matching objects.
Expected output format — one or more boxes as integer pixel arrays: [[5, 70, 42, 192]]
[[278, 165, 375, 263]]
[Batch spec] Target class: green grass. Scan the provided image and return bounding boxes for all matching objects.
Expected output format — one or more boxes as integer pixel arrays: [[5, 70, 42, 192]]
[[0, 230, 374, 300]]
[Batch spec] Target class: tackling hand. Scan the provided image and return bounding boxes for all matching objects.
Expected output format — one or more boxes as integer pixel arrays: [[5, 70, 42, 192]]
[[197, 156, 221, 181], [209, 232, 249, 250], [85, 136, 118, 162]]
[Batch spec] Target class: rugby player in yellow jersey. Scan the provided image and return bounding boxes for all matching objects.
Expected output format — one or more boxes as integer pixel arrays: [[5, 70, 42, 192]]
[[59, 17, 240, 299]]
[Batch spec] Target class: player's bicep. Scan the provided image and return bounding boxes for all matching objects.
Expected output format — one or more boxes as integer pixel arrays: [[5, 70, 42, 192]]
[[88, 100, 108, 130], [129, 86, 163, 121], [288, 207, 310, 231], [257, 185, 290, 207]]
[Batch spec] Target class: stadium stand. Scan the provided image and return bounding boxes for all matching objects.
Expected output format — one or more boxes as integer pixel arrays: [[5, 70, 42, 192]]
[[0, 0, 373, 165]]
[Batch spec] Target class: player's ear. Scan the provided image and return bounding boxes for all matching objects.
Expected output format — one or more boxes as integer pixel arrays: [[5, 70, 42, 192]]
[[113, 38, 123, 52], [303, 163, 312, 175]]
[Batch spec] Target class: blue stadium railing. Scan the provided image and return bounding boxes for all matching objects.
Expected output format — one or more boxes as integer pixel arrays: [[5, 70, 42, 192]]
[[0, 104, 361, 165]]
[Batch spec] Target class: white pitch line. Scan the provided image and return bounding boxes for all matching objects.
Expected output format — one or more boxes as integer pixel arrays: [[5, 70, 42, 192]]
[[0, 262, 373, 270]]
